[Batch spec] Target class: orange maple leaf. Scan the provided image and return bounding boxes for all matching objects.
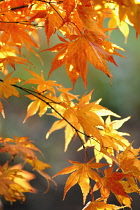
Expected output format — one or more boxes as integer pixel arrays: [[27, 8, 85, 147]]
[[29, 4, 63, 45], [0, 12, 38, 50], [23, 70, 62, 94], [93, 165, 131, 203], [0, 136, 53, 187], [45, 33, 121, 86], [63, 0, 75, 17], [0, 73, 22, 98], [116, 144, 140, 198], [0, 136, 42, 161], [117, 144, 140, 177], [77, 4, 108, 39], [53, 159, 107, 204]]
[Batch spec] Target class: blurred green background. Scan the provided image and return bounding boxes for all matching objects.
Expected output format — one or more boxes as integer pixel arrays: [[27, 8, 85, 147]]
[[0, 26, 140, 209]]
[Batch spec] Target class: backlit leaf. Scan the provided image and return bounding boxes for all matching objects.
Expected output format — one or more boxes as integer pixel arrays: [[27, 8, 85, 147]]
[[0, 73, 22, 98], [53, 159, 106, 204], [83, 200, 126, 210]]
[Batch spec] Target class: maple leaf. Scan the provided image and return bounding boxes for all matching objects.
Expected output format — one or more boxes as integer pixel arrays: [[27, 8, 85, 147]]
[[108, 12, 129, 43], [0, 44, 31, 74], [0, 73, 22, 98], [44, 12, 63, 45], [46, 108, 85, 152], [44, 33, 121, 87], [23, 70, 62, 94], [119, 178, 140, 194], [23, 70, 63, 122], [46, 91, 104, 151], [116, 1, 140, 35], [115, 194, 132, 209], [78, 139, 115, 165], [90, 98, 120, 118], [117, 144, 140, 177], [79, 115, 131, 163], [63, 0, 75, 17], [99, 0, 140, 36], [83, 200, 126, 210], [26, 158, 51, 171], [25, 158, 56, 193], [77, 5, 108, 39], [23, 94, 48, 122], [53, 159, 107, 204], [0, 11, 38, 50], [77, 108, 130, 164], [0, 56, 31, 72], [29, 4, 64, 44], [0, 162, 36, 202], [116, 144, 140, 196], [0, 136, 54, 190], [97, 116, 131, 152], [93, 165, 131, 205], [10, 163, 36, 193], [0, 136, 42, 161]]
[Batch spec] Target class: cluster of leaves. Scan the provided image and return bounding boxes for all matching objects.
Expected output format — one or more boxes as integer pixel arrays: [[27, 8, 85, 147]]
[[0, 0, 140, 209], [0, 135, 55, 203]]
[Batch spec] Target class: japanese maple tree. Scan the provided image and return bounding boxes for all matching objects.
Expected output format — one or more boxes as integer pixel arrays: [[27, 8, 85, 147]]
[[0, 0, 140, 209]]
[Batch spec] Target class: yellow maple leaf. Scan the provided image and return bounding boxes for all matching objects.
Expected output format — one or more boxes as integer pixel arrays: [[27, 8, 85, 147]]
[[46, 91, 104, 151], [53, 159, 107, 204], [98, 116, 131, 152], [23, 70, 63, 122], [117, 145, 140, 168], [78, 116, 131, 164], [23, 70, 62, 94], [116, 144, 140, 192], [23, 93, 49, 122], [26, 158, 51, 171], [78, 139, 115, 165], [0, 44, 31, 74], [83, 200, 126, 210]]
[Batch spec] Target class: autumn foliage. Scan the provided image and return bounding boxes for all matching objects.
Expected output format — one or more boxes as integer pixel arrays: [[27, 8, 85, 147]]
[[0, 0, 140, 209]]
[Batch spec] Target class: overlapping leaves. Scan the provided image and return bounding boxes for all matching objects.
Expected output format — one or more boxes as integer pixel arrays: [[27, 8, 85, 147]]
[[0, 136, 55, 196], [1, 69, 139, 209], [0, 0, 140, 208], [53, 158, 107, 204], [0, 162, 36, 202]]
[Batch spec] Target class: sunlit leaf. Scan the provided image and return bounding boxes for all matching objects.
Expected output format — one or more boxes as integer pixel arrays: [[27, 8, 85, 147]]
[[53, 159, 107, 204], [0, 73, 22, 98]]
